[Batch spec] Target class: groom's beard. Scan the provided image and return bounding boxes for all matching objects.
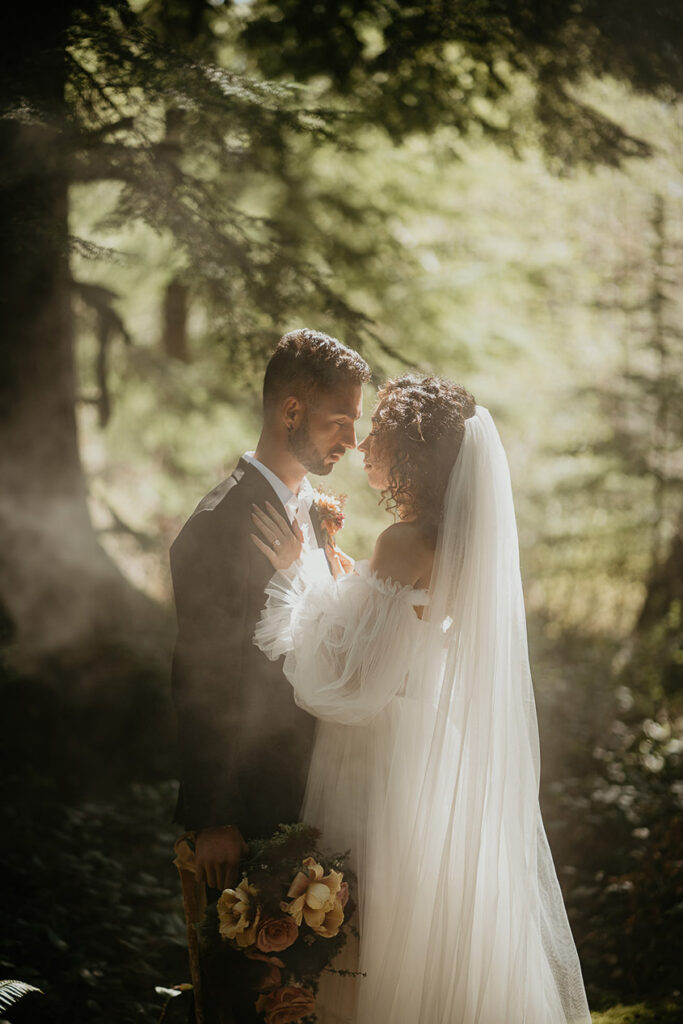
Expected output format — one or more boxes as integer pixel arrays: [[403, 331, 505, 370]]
[[288, 416, 341, 476]]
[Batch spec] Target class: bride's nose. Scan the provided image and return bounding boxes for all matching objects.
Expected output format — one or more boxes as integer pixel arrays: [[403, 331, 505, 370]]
[[358, 435, 370, 452]]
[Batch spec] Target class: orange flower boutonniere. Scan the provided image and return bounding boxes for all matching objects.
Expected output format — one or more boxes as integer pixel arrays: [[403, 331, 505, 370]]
[[311, 490, 346, 541]]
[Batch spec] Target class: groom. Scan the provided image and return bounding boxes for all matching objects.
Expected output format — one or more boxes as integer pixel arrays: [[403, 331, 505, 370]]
[[170, 328, 370, 893]]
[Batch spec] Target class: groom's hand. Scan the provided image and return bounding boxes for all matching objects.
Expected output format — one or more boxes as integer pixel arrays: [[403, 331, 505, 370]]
[[194, 825, 248, 891]]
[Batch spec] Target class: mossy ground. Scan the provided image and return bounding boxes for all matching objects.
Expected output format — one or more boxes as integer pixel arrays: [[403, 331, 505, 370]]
[[592, 1005, 683, 1023]]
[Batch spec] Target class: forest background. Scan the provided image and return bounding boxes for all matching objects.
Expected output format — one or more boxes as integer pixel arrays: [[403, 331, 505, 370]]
[[0, 1, 681, 1022]]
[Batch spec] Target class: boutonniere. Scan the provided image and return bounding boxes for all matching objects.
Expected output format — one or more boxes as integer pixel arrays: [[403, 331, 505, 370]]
[[311, 489, 346, 541]]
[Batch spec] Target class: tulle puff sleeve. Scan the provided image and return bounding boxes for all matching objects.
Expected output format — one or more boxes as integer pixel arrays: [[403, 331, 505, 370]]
[[253, 551, 426, 726]]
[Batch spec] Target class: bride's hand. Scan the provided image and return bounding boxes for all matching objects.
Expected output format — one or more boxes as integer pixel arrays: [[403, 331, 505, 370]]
[[326, 543, 355, 579], [251, 501, 303, 570]]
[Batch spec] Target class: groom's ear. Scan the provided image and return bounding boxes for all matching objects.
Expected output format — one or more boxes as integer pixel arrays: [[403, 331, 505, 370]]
[[281, 395, 305, 431]]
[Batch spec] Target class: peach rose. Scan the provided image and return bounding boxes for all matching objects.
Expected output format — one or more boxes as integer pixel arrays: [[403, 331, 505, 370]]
[[255, 984, 316, 1024], [217, 877, 260, 948], [245, 950, 285, 992], [256, 914, 299, 953]]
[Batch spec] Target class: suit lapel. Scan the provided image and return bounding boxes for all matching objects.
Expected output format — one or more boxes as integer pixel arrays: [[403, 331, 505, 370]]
[[236, 458, 290, 522]]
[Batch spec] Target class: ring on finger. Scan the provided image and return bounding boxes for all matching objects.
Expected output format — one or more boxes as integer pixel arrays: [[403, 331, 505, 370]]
[[272, 538, 281, 548]]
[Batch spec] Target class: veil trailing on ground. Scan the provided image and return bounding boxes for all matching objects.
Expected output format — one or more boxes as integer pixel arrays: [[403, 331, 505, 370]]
[[361, 406, 591, 1024]]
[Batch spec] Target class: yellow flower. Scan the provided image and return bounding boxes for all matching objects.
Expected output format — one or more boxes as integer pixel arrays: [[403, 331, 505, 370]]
[[310, 897, 345, 938], [218, 877, 261, 948], [281, 857, 345, 938]]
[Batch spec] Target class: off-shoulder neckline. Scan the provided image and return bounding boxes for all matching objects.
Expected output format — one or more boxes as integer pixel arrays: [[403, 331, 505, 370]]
[[354, 559, 430, 606]]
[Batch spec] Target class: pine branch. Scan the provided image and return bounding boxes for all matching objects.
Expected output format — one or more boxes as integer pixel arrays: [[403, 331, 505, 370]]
[[73, 280, 132, 427], [66, 51, 125, 119]]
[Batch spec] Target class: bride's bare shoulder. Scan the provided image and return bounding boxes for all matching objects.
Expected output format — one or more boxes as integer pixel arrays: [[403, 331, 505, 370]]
[[369, 522, 433, 588]]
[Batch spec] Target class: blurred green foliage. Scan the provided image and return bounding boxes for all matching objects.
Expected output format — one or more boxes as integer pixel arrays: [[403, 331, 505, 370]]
[[0, 775, 189, 1024]]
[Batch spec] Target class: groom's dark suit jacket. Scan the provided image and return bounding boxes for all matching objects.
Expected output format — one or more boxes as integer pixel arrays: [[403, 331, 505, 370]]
[[170, 459, 324, 838]]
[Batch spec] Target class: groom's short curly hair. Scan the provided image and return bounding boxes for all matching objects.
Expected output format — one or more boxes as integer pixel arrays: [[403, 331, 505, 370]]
[[263, 329, 371, 415]]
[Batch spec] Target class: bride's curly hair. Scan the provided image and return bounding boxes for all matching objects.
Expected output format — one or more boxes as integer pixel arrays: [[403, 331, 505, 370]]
[[373, 374, 476, 540]]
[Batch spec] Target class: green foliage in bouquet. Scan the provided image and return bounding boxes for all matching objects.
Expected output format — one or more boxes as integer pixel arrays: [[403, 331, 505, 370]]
[[197, 824, 357, 1023]]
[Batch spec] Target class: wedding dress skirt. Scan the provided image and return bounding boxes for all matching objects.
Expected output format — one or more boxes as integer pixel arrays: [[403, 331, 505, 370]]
[[255, 554, 590, 1024], [302, 620, 440, 1023]]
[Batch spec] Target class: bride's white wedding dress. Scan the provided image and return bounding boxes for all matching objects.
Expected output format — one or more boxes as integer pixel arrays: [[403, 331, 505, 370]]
[[254, 407, 591, 1024]]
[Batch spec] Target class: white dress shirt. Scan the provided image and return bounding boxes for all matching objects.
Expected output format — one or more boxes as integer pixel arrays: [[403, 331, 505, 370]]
[[242, 452, 317, 552]]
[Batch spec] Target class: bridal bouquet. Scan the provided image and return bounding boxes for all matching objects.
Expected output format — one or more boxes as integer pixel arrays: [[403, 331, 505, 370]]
[[176, 823, 355, 1024]]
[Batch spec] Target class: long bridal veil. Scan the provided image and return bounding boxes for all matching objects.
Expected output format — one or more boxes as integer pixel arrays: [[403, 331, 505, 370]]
[[256, 405, 591, 1023], [359, 406, 591, 1024]]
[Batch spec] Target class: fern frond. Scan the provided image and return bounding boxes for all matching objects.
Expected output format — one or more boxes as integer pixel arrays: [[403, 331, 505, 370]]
[[0, 979, 43, 1011]]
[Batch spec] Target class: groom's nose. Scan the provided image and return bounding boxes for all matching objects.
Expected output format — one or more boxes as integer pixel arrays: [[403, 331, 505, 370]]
[[340, 423, 357, 449]]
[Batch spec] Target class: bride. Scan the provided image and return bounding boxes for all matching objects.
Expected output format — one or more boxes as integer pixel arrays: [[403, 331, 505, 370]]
[[251, 374, 591, 1024]]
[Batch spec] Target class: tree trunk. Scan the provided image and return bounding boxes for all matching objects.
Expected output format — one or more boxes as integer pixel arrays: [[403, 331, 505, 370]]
[[636, 531, 683, 634], [0, 7, 168, 671], [162, 277, 190, 362]]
